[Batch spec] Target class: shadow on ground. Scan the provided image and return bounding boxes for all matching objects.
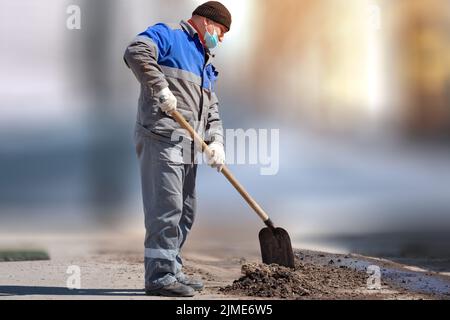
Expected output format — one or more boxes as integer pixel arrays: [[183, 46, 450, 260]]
[[0, 286, 145, 297]]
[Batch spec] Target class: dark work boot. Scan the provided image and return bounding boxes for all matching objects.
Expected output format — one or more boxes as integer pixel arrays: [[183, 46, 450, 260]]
[[145, 282, 195, 297]]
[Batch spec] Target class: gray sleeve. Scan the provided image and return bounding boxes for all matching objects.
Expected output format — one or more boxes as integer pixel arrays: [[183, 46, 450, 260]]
[[205, 94, 224, 146], [123, 36, 169, 94]]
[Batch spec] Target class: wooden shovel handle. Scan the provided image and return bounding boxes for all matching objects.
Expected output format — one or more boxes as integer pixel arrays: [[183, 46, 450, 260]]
[[170, 110, 272, 225]]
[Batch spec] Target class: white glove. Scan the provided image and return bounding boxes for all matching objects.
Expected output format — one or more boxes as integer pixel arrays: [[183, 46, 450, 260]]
[[207, 142, 225, 172], [156, 87, 177, 115]]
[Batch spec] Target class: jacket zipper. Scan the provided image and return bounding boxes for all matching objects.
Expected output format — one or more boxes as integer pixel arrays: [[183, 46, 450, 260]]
[[198, 49, 209, 123]]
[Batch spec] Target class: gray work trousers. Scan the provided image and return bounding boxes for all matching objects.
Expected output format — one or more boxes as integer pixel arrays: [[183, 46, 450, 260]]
[[135, 129, 197, 290]]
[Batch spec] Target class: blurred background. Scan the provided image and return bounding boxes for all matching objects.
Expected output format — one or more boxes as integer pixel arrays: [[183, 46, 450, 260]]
[[1, 0, 449, 262]]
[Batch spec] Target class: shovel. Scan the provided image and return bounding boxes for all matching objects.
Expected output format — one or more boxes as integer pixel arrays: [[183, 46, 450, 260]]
[[171, 110, 295, 268]]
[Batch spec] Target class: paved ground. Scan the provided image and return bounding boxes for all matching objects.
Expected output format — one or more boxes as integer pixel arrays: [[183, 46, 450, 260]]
[[1, 232, 449, 300]]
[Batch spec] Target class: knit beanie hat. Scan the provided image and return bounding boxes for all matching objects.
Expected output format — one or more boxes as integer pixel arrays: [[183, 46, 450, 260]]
[[192, 1, 232, 31]]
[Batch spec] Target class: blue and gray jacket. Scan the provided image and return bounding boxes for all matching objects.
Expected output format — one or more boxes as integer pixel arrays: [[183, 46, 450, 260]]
[[124, 20, 223, 146]]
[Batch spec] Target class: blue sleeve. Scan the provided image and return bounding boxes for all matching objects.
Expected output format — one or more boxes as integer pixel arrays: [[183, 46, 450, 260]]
[[138, 23, 172, 60]]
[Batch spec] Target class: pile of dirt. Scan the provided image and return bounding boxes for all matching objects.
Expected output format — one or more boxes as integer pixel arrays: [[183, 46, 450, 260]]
[[220, 260, 368, 299]]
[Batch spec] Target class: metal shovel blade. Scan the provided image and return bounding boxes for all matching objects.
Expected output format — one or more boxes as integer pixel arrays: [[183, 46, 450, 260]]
[[258, 227, 295, 268]]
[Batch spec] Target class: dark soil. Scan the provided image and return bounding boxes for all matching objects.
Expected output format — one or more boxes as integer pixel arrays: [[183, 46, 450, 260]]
[[219, 260, 368, 299]]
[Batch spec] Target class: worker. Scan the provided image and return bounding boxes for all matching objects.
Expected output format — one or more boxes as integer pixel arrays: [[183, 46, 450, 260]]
[[124, 1, 231, 297]]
